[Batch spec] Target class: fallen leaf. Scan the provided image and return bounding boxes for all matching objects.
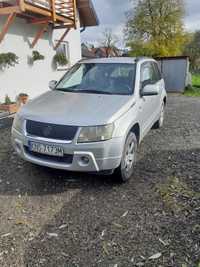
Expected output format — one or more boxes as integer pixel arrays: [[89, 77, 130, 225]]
[[102, 242, 109, 255], [1, 233, 11, 238], [158, 238, 167, 246], [136, 262, 145, 267], [130, 257, 135, 262], [0, 250, 8, 256], [121, 211, 128, 217], [113, 222, 123, 229], [15, 219, 28, 226], [59, 224, 67, 229], [39, 258, 46, 264], [101, 229, 106, 237], [149, 252, 162, 260], [61, 252, 68, 257], [47, 232, 58, 238]]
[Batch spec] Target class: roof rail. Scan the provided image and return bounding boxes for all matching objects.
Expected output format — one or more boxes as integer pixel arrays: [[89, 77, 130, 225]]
[[135, 56, 150, 62]]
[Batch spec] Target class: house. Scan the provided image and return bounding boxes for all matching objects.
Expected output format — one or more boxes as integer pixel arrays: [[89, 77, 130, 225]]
[[91, 47, 121, 58], [81, 43, 96, 59], [0, 0, 99, 102]]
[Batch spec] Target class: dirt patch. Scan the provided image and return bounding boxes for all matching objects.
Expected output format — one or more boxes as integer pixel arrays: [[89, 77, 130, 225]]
[[157, 176, 200, 214], [0, 95, 199, 267]]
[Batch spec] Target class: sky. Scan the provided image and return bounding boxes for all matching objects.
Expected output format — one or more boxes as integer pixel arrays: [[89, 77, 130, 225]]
[[81, 0, 200, 48]]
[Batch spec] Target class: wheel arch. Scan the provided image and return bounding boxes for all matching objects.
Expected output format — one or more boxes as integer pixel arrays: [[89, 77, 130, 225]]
[[130, 123, 140, 144], [163, 96, 167, 106]]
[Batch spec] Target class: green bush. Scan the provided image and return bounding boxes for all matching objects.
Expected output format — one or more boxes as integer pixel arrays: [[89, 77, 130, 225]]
[[53, 54, 68, 66], [32, 50, 45, 62], [4, 95, 12, 105], [0, 53, 19, 69]]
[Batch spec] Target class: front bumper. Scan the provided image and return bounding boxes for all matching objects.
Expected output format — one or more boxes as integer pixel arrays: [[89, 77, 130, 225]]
[[11, 128, 123, 172]]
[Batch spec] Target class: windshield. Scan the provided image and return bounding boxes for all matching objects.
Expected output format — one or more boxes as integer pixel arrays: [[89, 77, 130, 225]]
[[56, 63, 136, 95]]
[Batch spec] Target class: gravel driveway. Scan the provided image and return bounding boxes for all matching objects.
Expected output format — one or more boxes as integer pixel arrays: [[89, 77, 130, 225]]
[[0, 95, 199, 267]]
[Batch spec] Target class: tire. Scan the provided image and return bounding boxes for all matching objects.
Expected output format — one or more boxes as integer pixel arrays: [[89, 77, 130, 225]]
[[114, 132, 138, 182], [154, 101, 165, 129]]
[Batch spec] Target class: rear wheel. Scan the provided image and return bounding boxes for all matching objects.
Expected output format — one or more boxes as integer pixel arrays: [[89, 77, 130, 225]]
[[115, 132, 138, 182]]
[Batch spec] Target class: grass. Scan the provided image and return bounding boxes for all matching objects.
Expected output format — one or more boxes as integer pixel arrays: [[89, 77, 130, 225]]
[[184, 74, 200, 96], [192, 74, 200, 88]]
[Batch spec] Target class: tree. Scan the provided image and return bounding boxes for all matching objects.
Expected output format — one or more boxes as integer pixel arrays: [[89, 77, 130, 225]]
[[184, 31, 200, 71], [125, 0, 187, 57], [99, 28, 118, 57]]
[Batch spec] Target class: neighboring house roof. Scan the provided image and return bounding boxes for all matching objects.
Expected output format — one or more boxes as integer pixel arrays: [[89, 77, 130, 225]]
[[77, 0, 99, 27], [81, 44, 96, 58], [92, 48, 107, 58], [91, 47, 121, 58]]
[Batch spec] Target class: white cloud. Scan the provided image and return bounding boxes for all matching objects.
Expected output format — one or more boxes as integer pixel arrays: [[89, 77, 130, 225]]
[[81, 0, 200, 47], [184, 0, 200, 31]]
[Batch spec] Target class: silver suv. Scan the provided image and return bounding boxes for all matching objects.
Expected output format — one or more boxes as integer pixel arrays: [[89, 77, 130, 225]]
[[12, 57, 167, 182]]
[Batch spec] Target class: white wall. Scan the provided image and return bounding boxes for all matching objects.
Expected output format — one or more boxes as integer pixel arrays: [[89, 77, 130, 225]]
[[0, 16, 81, 102]]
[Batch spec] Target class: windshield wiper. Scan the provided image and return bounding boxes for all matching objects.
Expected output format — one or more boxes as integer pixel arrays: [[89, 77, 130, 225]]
[[56, 88, 66, 91], [74, 89, 113, 95], [55, 88, 113, 95], [56, 87, 78, 92]]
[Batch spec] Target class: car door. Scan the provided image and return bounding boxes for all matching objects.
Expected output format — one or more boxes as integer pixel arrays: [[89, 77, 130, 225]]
[[138, 61, 160, 137]]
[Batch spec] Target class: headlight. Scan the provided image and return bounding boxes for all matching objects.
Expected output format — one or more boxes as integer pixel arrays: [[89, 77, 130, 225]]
[[12, 113, 24, 133], [77, 124, 114, 143]]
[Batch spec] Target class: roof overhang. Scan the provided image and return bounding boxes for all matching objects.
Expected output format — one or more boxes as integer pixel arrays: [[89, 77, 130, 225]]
[[155, 56, 189, 60], [77, 0, 99, 27]]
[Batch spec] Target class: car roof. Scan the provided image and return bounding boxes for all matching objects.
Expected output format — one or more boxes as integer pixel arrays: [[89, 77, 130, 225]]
[[80, 57, 155, 64]]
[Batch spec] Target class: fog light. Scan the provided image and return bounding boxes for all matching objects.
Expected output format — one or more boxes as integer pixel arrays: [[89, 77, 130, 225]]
[[81, 156, 89, 165]]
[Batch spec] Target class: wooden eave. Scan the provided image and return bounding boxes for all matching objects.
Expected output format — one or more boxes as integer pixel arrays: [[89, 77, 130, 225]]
[[0, 0, 99, 48], [0, 0, 76, 47], [77, 0, 99, 27]]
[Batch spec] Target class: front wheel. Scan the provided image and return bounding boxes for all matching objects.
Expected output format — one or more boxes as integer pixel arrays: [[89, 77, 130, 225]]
[[114, 132, 138, 182]]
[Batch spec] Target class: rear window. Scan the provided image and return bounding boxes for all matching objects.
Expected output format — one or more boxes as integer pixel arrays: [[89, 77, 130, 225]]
[[153, 62, 162, 81]]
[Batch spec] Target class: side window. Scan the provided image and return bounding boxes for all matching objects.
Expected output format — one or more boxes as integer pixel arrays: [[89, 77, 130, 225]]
[[141, 63, 153, 83], [141, 65, 151, 82], [153, 62, 162, 81], [141, 62, 160, 84]]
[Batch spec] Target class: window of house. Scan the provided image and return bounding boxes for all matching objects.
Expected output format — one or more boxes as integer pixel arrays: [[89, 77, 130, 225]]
[[55, 41, 70, 70]]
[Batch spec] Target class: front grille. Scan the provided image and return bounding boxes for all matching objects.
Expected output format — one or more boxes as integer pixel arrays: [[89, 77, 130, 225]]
[[24, 146, 73, 164], [26, 120, 78, 141]]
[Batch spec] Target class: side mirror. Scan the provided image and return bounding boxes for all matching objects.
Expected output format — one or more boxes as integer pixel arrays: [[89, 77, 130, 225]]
[[140, 83, 159, 96], [49, 80, 57, 90]]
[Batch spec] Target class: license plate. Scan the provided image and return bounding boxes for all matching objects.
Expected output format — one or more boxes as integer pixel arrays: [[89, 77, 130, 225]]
[[29, 142, 64, 157]]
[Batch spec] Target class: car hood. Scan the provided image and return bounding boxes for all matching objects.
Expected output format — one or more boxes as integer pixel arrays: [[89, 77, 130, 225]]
[[20, 90, 136, 126]]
